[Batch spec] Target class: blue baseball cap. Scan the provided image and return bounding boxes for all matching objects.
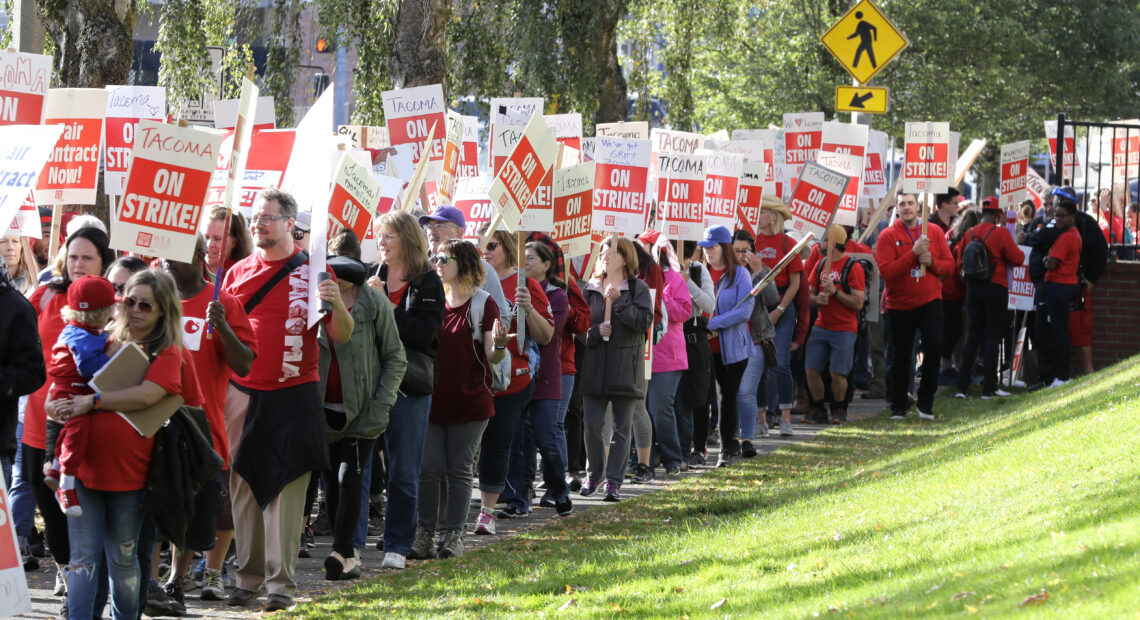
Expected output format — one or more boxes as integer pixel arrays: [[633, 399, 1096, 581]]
[[697, 225, 732, 248], [417, 205, 466, 228], [1051, 186, 1078, 206]]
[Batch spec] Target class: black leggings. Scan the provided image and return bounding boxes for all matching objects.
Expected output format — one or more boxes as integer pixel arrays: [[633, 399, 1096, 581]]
[[322, 437, 374, 558], [712, 358, 747, 454], [21, 442, 69, 565]]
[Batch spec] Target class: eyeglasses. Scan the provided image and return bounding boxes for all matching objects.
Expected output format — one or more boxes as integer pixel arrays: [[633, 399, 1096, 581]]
[[429, 254, 453, 266], [123, 296, 155, 313], [485, 241, 500, 251], [112, 283, 126, 295], [425, 221, 458, 231], [249, 214, 290, 225]]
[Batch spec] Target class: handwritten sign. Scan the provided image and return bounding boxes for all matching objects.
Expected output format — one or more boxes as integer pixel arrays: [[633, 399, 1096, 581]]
[[787, 161, 850, 240], [103, 85, 166, 197], [328, 151, 382, 242], [34, 89, 107, 205], [654, 152, 706, 241], [337, 124, 389, 149], [591, 136, 652, 235], [491, 123, 524, 176], [489, 96, 544, 156], [902, 121, 951, 194], [1000, 140, 1031, 210], [437, 110, 465, 203], [863, 129, 888, 199], [596, 121, 649, 140], [818, 121, 868, 227], [453, 175, 495, 240], [783, 112, 824, 190], [545, 113, 583, 155], [0, 125, 63, 235], [0, 50, 51, 126], [736, 161, 768, 238], [111, 120, 222, 261], [382, 84, 446, 181], [553, 161, 595, 257]]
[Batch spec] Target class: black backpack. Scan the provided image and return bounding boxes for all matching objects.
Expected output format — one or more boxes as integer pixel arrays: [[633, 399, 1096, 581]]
[[960, 227, 996, 283]]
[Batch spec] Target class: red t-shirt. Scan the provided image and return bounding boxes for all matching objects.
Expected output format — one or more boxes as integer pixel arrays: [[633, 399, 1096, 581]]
[[180, 286, 258, 467], [80, 345, 204, 492], [221, 248, 334, 390], [24, 286, 68, 450], [495, 271, 552, 396], [754, 233, 803, 289], [429, 295, 499, 424], [808, 255, 865, 333], [1046, 228, 1082, 284], [387, 281, 408, 307]]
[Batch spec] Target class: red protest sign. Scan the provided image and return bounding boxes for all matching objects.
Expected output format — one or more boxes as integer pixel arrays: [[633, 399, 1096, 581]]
[[703, 151, 743, 230], [736, 161, 767, 238], [458, 115, 480, 178], [104, 85, 166, 197], [902, 121, 951, 194], [453, 175, 495, 240], [783, 112, 823, 184], [1000, 140, 1031, 210], [818, 122, 868, 227], [553, 161, 595, 257], [206, 129, 296, 216], [654, 152, 705, 241], [591, 136, 652, 235], [328, 152, 382, 242], [1007, 246, 1035, 311], [489, 113, 558, 232], [1044, 120, 1079, 181], [35, 89, 107, 205], [111, 120, 223, 262], [545, 113, 583, 154], [0, 50, 51, 126], [1110, 121, 1139, 181], [787, 161, 850, 240], [382, 84, 446, 180]]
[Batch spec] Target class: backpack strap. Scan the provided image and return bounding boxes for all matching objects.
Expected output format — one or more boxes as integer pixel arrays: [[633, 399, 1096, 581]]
[[467, 288, 490, 344], [243, 250, 309, 315]]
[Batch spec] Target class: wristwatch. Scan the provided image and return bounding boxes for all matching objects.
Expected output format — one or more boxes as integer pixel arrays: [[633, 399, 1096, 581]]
[[776, 306, 786, 313]]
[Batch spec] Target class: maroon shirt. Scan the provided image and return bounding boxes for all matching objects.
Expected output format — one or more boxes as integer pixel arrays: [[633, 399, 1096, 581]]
[[429, 295, 498, 424]]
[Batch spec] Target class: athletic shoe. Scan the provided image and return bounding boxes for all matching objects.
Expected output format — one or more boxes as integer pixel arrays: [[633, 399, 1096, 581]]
[[665, 466, 682, 477], [756, 421, 770, 437], [310, 509, 333, 536], [438, 531, 464, 559], [779, 420, 794, 437], [602, 480, 620, 502], [954, 392, 967, 399], [473, 508, 497, 535], [302, 525, 316, 548], [381, 552, 406, 569], [889, 412, 906, 420], [567, 474, 582, 493], [689, 452, 706, 468], [200, 569, 225, 601], [265, 593, 293, 612], [494, 505, 529, 519], [631, 463, 654, 484], [54, 568, 66, 596], [409, 527, 437, 560], [56, 487, 81, 517], [800, 407, 829, 424], [917, 406, 935, 420], [716, 452, 732, 468], [741, 440, 757, 458], [830, 410, 848, 424], [579, 478, 601, 497], [1049, 378, 1069, 388], [538, 496, 556, 508], [859, 389, 885, 399], [555, 496, 573, 516], [145, 580, 175, 615], [43, 459, 60, 491], [992, 389, 1011, 397], [164, 581, 187, 616], [192, 558, 207, 587]]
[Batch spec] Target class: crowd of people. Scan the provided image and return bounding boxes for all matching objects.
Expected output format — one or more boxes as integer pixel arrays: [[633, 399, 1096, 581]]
[[0, 180, 1111, 618]]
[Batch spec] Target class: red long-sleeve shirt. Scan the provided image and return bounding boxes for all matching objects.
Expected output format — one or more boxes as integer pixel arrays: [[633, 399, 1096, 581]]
[[875, 219, 954, 311], [955, 222, 1025, 288]]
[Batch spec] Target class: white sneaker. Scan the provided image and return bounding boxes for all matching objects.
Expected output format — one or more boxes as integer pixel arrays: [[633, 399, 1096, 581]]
[[992, 389, 1011, 397], [380, 552, 406, 570], [954, 392, 966, 400], [916, 406, 935, 420], [1049, 378, 1069, 389], [473, 507, 497, 535], [1012, 379, 1026, 388]]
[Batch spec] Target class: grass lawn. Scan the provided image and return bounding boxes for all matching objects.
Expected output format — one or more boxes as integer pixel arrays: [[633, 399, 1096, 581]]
[[289, 358, 1140, 618]]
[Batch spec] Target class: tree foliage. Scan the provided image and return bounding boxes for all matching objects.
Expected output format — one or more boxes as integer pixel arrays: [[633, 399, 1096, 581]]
[[317, 0, 396, 124], [263, 0, 303, 127]]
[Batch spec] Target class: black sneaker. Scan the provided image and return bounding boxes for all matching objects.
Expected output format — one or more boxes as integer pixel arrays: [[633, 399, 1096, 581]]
[[567, 474, 582, 492], [310, 509, 333, 536], [555, 496, 573, 516], [630, 464, 654, 484], [801, 407, 829, 424], [889, 411, 906, 420], [144, 580, 175, 616], [602, 480, 620, 502], [741, 440, 757, 458], [494, 505, 530, 519], [538, 496, 556, 508], [164, 581, 187, 616]]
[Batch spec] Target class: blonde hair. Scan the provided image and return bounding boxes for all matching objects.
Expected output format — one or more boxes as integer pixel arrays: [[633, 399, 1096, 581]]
[[490, 230, 518, 268], [109, 269, 183, 355], [61, 305, 115, 330], [378, 211, 431, 279], [442, 239, 485, 293], [1, 236, 38, 295]]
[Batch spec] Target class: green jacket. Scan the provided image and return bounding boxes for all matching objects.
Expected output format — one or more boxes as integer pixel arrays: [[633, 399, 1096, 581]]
[[318, 285, 407, 442]]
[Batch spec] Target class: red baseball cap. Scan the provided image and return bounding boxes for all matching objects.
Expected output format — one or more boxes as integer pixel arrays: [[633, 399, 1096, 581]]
[[639, 229, 661, 246], [981, 196, 1001, 211], [67, 276, 117, 311]]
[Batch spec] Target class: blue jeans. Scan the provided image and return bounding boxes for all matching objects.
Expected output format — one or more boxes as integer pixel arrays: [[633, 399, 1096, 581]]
[[736, 349, 768, 440], [647, 371, 684, 470], [554, 375, 576, 470], [673, 381, 694, 461], [382, 393, 431, 556], [506, 398, 569, 506], [764, 302, 796, 413], [66, 484, 145, 620], [10, 420, 36, 545], [479, 382, 534, 495], [353, 442, 381, 552]]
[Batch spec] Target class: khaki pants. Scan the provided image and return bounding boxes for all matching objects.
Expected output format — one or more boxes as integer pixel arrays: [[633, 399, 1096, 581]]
[[225, 383, 311, 598]]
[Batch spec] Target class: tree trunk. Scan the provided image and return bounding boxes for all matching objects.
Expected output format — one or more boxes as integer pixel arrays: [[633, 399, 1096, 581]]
[[37, 0, 135, 88], [389, 0, 452, 91], [595, 0, 628, 124]]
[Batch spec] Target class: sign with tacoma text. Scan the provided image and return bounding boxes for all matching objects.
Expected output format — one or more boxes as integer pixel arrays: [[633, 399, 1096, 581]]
[[0, 50, 51, 126], [654, 151, 706, 241], [553, 161, 595, 257], [787, 161, 850, 240], [818, 121, 868, 227], [382, 84, 446, 181], [902, 121, 951, 194], [103, 85, 167, 197]]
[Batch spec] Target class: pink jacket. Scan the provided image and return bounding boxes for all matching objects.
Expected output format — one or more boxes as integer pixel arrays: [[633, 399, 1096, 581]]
[[652, 269, 692, 374]]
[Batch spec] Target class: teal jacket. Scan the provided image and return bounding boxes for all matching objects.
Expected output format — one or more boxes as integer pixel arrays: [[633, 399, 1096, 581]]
[[318, 285, 407, 442]]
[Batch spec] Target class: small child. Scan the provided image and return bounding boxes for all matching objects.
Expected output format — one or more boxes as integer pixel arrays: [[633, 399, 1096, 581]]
[[45, 275, 117, 517]]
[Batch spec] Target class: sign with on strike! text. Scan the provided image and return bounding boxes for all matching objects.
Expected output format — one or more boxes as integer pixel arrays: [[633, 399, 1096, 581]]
[[591, 136, 652, 235], [702, 150, 743, 230], [901, 121, 951, 194], [1000, 140, 1031, 210], [328, 151, 383, 243], [736, 161, 768, 238], [783, 112, 823, 194], [817, 121, 868, 227], [787, 161, 850, 240], [103, 85, 167, 197], [654, 152, 706, 241], [382, 84, 446, 181], [453, 175, 495, 240], [553, 161, 595, 258], [488, 112, 558, 232]]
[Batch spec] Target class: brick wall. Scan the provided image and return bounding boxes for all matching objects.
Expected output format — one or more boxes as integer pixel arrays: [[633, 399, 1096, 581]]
[[1091, 261, 1140, 369]]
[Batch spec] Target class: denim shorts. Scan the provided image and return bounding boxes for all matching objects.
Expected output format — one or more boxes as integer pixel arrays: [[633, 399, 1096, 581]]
[[805, 326, 858, 376]]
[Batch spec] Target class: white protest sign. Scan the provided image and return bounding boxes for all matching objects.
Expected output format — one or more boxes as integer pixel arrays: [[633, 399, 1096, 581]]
[[3, 194, 39, 239], [545, 113, 583, 154], [736, 161, 768, 238], [35, 89, 107, 205], [1007, 246, 1035, 311], [902, 121, 951, 194], [0, 50, 51, 125], [783, 112, 824, 192], [111, 121, 223, 262], [488, 112, 558, 232], [591, 136, 652, 235], [458, 115, 480, 177], [553, 161, 595, 257], [818, 121, 868, 227], [104, 85, 166, 196], [453, 175, 496, 240], [336, 124, 389, 149], [438, 110, 465, 203], [216, 78, 257, 223], [328, 151, 382, 242], [491, 123, 524, 176], [702, 150, 743, 230], [654, 152, 706, 241], [307, 195, 330, 330], [1025, 168, 1050, 208], [1000, 140, 1031, 210], [0, 125, 63, 234], [359, 173, 406, 264], [205, 129, 296, 217], [282, 86, 337, 214], [787, 161, 850, 240], [863, 129, 888, 199], [0, 481, 32, 617], [596, 121, 649, 140], [1044, 120, 1079, 182], [213, 96, 275, 131], [490, 96, 544, 155], [382, 84, 446, 181], [774, 129, 787, 199]]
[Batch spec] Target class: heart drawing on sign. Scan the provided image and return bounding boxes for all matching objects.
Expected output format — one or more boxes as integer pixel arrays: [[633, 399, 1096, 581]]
[[794, 118, 803, 127]]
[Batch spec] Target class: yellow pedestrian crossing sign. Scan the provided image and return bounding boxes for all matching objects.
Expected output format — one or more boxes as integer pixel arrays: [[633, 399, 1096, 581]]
[[821, 0, 909, 85]]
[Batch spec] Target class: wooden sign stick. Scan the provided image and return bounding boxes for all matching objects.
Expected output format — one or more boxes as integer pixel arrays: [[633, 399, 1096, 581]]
[[400, 120, 437, 213], [919, 192, 931, 277], [603, 232, 617, 341], [857, 174, 901, 242]]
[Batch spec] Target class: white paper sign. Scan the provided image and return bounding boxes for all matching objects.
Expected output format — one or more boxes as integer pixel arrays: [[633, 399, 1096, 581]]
[[818, 122, 868, 227], [1000, 140, 1031, 210], [0, 124, 64, 234]]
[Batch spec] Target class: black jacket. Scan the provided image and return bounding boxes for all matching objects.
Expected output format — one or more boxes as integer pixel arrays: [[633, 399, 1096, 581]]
[[145, 406, 224, 548], [580, 277, 654, 398], [376, 264, 445, 360], [0, 279, 45, 455], [1024, 212, 1109, 285]]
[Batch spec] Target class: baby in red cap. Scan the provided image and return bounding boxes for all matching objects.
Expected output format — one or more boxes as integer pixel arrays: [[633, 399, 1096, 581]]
[[44, 275, 118, 517]]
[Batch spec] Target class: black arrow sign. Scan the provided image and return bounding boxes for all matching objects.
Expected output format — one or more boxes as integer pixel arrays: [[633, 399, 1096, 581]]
[[848, 91, 874, 108]]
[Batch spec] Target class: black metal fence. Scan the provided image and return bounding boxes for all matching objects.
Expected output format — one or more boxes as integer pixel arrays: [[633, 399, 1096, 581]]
[[1053, 114, 1140, 258]]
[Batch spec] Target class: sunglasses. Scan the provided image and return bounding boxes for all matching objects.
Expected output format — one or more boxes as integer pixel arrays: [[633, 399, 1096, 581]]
[[123, 296, 155, 313], [429, 254, 453, 266], [485, 241, 500, 251]]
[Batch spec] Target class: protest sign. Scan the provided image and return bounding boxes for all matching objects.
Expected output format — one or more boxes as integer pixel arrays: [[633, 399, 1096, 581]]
[[1007, 246, 1035, 311], [307, 183, 331, 330], [783, 112, 823, 191], [581, 138, 595, 162], [0, 124, 63, 235], [214, 96, 275, 131], [282, 86, 338, 221], [0, 50, 51, 125], [596, 121, 649, 140], [35, 89, 107, 205], [702, 150, 743, 230], [213, 76, 257, 239], [901, 121, 951, 194], [520, 165, 554, 231], [654, 152, 706, 241], [491, 123, 524, 175], [818, 122, 868, 227], [328, 150, 382, 242], [488, 113, 558, 232], [370, 143, 417, 182], [111, 120, 223, 262], [382, 84, 446, 181], [489, 96, 544, 155], [1109, 119, 1139, 181], [458, 115, 480, 177], [1043, 120, 1079, 182], [0, 480, 32, 617], [736, 161, 768, 238], [3, 194, 39, 238], [774, 129, 787, 199], [104, 85, 166, 196], [359, 174, 406, 265], [730, 129, 779, 193], [438, 110, 465, 203], [591, 136, 652, 235], [553, 161, 595, 257], [786, 161, 850, 240], [1000, 140, 1031, 210], [545, 113, 583, 154], [206, 130, 296, 217], [453, 175, 495, 240], [651, 128, 703, 156], [946, 132, 960, 188], [863, 130, 888, 199], [337, 124, 389, 148], [1026, 168, 1050, 208]]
